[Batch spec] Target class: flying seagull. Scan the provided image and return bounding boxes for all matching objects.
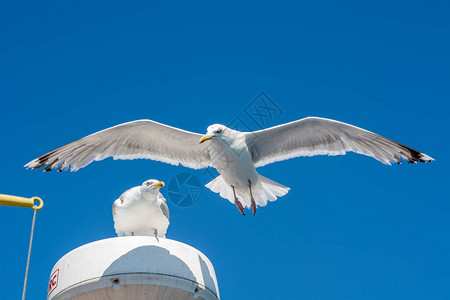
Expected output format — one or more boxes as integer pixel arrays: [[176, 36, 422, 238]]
[[25, 117, 434, 215], [112, 179, 169, 238]]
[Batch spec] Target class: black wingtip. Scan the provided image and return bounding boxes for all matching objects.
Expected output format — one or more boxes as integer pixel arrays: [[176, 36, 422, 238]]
[[400, 147, 433, 164]]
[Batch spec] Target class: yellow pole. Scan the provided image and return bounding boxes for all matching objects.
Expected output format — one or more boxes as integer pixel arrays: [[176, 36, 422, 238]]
[[0, 194, 44, 210], [0, 194, 43, 300]]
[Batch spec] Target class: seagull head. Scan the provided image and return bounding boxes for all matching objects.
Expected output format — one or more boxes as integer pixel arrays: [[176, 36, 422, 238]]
[[199, 124, 228, 143], [141, 179, 165, 194]]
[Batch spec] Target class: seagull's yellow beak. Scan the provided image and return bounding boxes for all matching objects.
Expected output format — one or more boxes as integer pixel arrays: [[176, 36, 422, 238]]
[[199, 135, 213, 144], [154, 181, 165, 188]]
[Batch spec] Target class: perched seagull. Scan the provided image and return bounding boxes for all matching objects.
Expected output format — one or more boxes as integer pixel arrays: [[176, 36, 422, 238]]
[[26, 117, 434, 215], [112, 179, 169, 238]]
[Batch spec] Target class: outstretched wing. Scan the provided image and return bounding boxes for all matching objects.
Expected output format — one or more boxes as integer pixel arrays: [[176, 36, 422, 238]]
[[25, 119, 211, 171], [245, 117, 434, 167]]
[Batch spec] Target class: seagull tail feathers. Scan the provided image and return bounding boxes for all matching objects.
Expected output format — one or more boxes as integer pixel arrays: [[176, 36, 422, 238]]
[[256, 175, 290, 206], [205, 175, 290, 208], [205, 175, 235, 204]]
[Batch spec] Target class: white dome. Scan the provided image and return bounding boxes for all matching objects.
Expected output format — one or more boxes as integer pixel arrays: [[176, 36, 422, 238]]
[[47, 237, 220, 300]]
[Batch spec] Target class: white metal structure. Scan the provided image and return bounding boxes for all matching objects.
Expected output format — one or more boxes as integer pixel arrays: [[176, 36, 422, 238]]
[[47, 237, 220, 300]]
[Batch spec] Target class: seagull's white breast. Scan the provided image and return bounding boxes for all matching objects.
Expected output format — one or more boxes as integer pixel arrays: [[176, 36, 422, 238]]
[[208, 132, 259, 187]]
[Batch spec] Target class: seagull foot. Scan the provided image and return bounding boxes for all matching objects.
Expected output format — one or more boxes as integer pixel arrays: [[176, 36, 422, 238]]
[[232, 185, 245, 216], [235, 199, 245, 216], [251, 200, 257, 216]]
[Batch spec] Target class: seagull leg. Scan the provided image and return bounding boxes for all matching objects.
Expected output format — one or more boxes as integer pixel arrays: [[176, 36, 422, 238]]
[[154, 229, 159, 242], [232, 185, 245, 216], [248, 179, 257, 216]]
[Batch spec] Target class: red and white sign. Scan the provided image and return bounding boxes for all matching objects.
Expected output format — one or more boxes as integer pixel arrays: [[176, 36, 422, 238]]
[[48, 269, 59, 296]]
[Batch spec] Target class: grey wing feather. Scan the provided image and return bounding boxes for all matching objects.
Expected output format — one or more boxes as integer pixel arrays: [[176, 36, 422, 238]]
[[158, 193, 170, 219], [25, 119, 211, 171], [246, 117, 434, 167]]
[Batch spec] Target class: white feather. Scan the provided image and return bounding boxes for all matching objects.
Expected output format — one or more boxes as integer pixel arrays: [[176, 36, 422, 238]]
[[206, 174, 290, 208]]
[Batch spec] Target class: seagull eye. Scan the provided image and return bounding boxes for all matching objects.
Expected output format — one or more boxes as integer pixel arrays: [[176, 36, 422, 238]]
[[216, 129, 222, 134]]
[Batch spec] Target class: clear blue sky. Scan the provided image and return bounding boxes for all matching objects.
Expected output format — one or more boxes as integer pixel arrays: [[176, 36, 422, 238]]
[[1, 1, 449, 299]]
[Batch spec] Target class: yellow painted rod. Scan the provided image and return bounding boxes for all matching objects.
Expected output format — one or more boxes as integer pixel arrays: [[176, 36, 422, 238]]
[[0, 194, 44, 210]]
